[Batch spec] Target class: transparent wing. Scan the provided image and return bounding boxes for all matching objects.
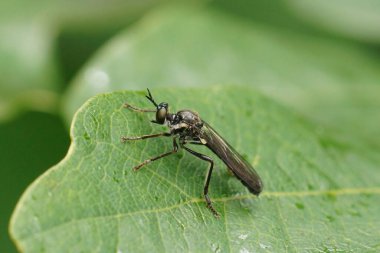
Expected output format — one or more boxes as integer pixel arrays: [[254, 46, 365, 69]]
[[201, 121, 263, 195]]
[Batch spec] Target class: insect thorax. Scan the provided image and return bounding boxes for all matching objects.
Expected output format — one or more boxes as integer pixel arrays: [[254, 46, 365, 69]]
[[169, 110, 203, 139]]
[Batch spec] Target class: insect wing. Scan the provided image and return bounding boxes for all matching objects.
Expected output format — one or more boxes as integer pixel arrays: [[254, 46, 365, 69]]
[[201, 121, 263, 195]]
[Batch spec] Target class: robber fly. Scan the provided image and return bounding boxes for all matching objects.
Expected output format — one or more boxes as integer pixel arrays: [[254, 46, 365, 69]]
[[121, 89, 263, 217]]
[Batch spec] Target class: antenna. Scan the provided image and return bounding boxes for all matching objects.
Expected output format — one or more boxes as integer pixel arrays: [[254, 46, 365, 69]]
[[145, 88, 158, 107]]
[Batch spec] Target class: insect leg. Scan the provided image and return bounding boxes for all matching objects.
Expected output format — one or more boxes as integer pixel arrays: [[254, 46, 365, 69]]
[[187, 141, 234, 175], [132, 138, 178, 171], [121, 132, 171, 142], [181, 145, 220, 218], [123, 102, 156, 112]]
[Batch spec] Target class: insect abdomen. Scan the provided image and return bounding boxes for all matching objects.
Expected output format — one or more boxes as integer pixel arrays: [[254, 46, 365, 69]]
[[201, 122, 263, 195]]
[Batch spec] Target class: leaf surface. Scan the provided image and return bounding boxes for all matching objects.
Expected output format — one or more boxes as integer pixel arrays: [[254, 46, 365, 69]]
[[10, 87, 380, 252]]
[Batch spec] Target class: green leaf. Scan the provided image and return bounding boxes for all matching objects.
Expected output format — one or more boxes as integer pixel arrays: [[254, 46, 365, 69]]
[[10, 87, 380, 252], [0, 21, 60, 121], [0, 0, 164, 121], [62, 5, 380, 149], [0, 0, 164, 30], [287, 0, 380, 43]]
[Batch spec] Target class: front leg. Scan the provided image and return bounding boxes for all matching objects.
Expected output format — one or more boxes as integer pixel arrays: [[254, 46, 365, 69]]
[[123, 102, 156, 112], [121, 132, 171, 142], [132, 138, 179, 171]]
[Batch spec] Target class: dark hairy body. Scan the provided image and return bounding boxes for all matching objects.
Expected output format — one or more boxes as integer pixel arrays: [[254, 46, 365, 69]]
[[122, 89, 263, 217]]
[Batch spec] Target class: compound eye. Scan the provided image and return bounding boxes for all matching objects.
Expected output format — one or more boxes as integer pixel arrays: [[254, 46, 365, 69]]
[[156, 108, 167, 124]]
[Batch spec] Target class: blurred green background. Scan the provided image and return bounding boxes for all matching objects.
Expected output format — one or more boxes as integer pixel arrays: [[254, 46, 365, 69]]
[[1, 1, 380, 252]]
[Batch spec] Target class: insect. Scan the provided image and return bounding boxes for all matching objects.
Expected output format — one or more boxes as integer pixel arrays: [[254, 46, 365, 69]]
[[121, 89, 263, 217]]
